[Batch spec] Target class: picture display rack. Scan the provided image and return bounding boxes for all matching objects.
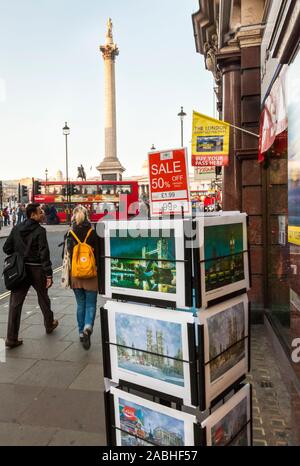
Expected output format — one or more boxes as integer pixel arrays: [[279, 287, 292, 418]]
[[100, 297, 251, 412], [105, 386, 201, 447], [99, 219, 194, 309], [192, 213, 250, 309], [99, 214, 253, 446], [109, 417, 204, 447], [100, 304, 198, 407], [200, 383, 253, 447], [103, 383, 252, 447], [197, 295, 251, 411], [193, 249, 250, 309]]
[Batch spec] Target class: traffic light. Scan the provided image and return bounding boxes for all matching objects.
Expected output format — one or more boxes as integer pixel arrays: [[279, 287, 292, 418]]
[[215, 166, 222, 177], [70, 185, 78, 195], [0, 181, 3, 196], [21, 185, 28, 197], [34, 180, 42, 195]]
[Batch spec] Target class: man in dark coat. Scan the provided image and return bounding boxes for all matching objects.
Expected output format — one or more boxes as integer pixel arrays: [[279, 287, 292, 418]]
[[3, 203, 58, 348]]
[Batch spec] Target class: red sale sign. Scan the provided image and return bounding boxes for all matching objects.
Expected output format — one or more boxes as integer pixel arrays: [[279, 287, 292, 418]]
[[148, 148, 191, 217]]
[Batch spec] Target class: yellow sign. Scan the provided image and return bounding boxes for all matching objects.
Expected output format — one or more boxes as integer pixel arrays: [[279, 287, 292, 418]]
[[192, 111, 230, 167], [288, 226, 300, 245]]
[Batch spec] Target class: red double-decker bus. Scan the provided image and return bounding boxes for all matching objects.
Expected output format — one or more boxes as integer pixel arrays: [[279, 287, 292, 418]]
[[33, 180, 139, 223]]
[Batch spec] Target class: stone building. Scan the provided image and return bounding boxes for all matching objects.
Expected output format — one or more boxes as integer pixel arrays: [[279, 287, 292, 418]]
[[192, 0, 266, 317]]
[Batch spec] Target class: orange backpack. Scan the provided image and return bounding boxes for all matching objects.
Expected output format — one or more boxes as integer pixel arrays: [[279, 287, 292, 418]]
[[69, 228, 97, 279]]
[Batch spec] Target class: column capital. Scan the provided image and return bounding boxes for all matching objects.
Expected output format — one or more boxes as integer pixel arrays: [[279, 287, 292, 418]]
[[100, 43, 119, 61]]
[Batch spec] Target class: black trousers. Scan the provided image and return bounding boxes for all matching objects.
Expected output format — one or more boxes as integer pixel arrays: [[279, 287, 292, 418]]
[[7, 265, 54, 341]]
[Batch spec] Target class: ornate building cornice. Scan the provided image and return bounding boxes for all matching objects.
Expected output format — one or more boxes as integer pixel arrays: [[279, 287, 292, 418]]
[[203, 34, 222, 85]]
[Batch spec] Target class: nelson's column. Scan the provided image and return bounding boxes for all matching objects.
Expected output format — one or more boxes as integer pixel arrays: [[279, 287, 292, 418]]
[[97, 18, 125, 181]]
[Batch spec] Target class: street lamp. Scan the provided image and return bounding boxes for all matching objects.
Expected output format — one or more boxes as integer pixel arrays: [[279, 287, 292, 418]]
[[150, 144, 156, 151], [177, 106, 186, 147], [45, 168, 48, 194], [62, 122, 70, 224]]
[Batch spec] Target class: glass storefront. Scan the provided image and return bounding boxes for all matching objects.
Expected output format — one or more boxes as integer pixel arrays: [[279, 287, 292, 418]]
[[265, 51, 300, 377], [287, 51, 300, 405]]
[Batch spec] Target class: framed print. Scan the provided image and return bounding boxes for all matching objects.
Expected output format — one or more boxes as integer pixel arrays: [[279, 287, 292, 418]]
[[102, 301, 197, 407], [201, 384, 252, 446], [195, 213, 250, 308], [102, 219, 193, 309], [110, 387, 197, 446], [198, 294, 249, 409]]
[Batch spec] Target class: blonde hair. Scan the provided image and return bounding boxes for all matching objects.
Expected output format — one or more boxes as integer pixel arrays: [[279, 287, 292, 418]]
[[71, 205, 88, 225]]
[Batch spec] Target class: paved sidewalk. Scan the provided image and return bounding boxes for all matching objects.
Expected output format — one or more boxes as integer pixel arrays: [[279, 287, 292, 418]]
[[0, 275, 294, 446], [249, 326, 292, 446], [0, 226, 12, 239]]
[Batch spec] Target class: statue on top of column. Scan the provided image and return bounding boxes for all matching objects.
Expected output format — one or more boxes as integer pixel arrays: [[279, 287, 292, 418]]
[[102, 17, 119, 59]]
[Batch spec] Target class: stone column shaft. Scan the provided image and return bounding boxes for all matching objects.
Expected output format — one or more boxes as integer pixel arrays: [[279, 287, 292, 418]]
[[221, 60, 242, 211], [104, 57, 117, 160]]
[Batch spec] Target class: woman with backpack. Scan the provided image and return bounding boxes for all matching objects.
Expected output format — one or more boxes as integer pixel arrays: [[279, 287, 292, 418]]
[[64, 205, 100, 350]]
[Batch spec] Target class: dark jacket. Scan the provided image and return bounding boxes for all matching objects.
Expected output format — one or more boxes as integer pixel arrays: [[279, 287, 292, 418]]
[[3, 219, 53, 277], [65, 221, 99, 262]]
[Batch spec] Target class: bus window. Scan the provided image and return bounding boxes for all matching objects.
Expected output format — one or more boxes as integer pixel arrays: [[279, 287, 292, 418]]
[[102, 185, 115, 195], [99, 203, 115, 212], [120, 185, 132, 194], [82, 185, 96, 195], [47, 185, 61, 195]]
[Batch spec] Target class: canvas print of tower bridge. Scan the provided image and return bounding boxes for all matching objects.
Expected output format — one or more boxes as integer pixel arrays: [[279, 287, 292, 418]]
[[116, 313, 184, 386], [204, 223, 245, 292], [110, 229, 176, 294]]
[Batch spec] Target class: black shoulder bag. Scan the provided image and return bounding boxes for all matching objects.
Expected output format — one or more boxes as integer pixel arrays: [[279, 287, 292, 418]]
[[2, 232, 34, 291]]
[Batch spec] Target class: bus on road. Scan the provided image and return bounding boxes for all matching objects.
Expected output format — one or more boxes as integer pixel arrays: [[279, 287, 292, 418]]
[[33, 180, 139, 223]]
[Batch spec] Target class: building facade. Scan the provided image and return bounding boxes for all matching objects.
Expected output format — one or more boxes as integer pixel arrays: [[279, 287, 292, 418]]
[[193, 0, 265, 316]]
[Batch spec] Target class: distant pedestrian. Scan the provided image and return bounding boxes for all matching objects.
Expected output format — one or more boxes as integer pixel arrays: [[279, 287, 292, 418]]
[[21, 204, 26, 222], [63, 205, 100, 350], [12, 208, 17, 227], [3, 203, 58, 348], [3, 207, 9, 226], [49, 205, 59, 225], [44, 204, 50, 224], [17, 205, 23, 224]]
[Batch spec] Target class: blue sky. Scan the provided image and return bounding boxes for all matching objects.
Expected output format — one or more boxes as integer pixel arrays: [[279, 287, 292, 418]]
[[0, 0, 214, 180]]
